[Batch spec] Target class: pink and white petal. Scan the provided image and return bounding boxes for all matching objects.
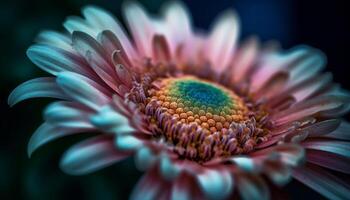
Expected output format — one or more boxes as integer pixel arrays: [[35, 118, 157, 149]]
[[60, 135, 131, 175], [231, 37, 259, 83], [27, 44, 94, 77], [171, 172, 204, 200], [98, 30, 134, 69], [293, 163, 350, 200], [324, 120, 350, 140], [249, 46, 310, 93], [162, 0, 192, 55], [302, 139, 350, 158], [8, 77, 68, 107], [196, 169, 234, 200], [123, 1, 155, 58], [130, 167, 170, 200], [56, 72, 111, 110], [205, 10, 239, 73], [287, 48, 326, 85], [237, 173, 269, 200], [290, 73, 333, 102], [28, 122, 95, 157], [90, 104, 135, 134], [82, 6, 137, 59], [35, 30, 73, 51], [271, 95, 348, 126], [306, 149, 350, 174], [44, 101, 93, 128]]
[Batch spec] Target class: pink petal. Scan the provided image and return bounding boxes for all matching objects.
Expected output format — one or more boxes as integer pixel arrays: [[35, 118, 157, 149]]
[[123, 1, 155, 57], [152, 34, 171, 63], [205, 10, 239, 73], [231, 37, 259, 83], [72, 31, 122, 93], [293, 163, 350, 200], [307, 149, 350, 174], [271, 95, 347, 126]]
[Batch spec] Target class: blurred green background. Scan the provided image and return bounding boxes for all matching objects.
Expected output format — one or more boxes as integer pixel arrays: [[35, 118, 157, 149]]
[[1, 0, 349, 199]]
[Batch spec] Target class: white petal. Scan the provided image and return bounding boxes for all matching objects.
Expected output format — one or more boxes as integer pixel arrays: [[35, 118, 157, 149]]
[[8, 77, 67, 106], [197, 169, 233, 200], [60, 136, 130, 175], [28, 123, 94, 157], [123, 1, 154, 57], [115, 134, 142, 151], [90, 104, 135, 134], [56, 72, 110, 110]]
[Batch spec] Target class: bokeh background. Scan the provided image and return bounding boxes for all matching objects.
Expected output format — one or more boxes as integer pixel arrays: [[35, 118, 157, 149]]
[[1, 0, 349, 199]]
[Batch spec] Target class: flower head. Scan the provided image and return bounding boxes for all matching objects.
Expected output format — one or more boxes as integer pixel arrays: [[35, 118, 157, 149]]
[[9, 1, 350, 199]]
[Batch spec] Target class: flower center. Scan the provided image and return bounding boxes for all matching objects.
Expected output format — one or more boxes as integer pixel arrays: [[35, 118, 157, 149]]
[[149, 76, 249, 132], [144, 76, 268, 162]]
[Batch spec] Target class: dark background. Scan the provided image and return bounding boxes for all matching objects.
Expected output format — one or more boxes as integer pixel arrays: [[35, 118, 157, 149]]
[[0, 0, 349, 199]]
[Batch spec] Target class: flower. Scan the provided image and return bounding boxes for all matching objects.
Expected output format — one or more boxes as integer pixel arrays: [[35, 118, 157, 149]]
[[9, 1, 350, 199]]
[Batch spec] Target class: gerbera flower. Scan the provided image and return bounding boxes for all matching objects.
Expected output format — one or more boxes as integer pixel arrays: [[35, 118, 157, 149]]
[[9, 1, 350, 199]]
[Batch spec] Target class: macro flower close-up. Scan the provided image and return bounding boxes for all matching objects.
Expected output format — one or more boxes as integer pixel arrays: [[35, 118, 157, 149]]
[[4, 0, 350, 199]]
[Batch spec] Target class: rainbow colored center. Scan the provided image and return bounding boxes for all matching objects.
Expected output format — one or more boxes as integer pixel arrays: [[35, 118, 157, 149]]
[[149, 76, 248, 133]]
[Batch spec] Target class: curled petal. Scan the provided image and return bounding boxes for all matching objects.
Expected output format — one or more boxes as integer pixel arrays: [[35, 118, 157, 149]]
[[64, 16, 97, 37], [72, 31, 122, 93], [303, 119, 341, 138], [60, 135, 130, 175], [35, 30, 73, 51], [82, 5, 137, 58], [8, 77, 67, 107]]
